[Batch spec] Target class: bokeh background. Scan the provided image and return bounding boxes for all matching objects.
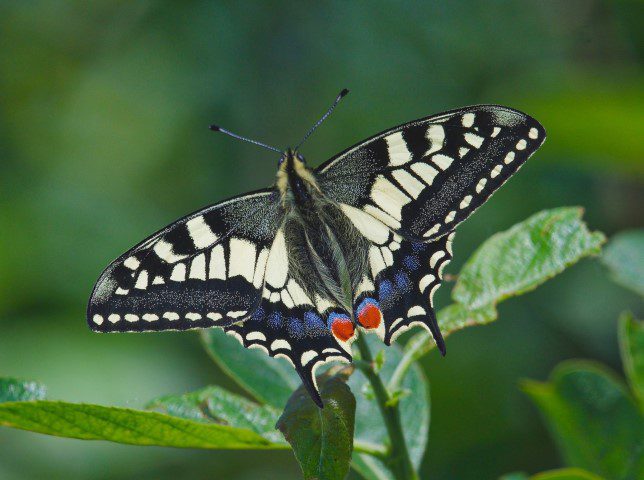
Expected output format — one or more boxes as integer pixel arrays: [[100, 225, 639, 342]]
[[1, 1, 642, 479]]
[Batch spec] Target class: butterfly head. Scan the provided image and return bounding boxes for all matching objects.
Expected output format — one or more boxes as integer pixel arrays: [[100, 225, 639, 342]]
[[278, 148, 306, 168], [276, 148, 317, 198]]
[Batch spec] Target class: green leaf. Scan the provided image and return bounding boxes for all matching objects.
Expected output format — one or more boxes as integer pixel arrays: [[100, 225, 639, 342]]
[[350, 335, 429, 480], [522, 361, 644, 480], [201, 329, 300, 409], [0, 378, 46, 403], [618, 312, 644, 408], [453, 207, 605, 309], [0, 400, 286, 449], [601, 230, 644, 296], [530, 468, 606, 480], [147, 385, 285, 443], [276, 370, 356, 480]]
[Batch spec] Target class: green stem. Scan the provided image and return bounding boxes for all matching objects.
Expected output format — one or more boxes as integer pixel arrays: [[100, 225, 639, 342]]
[[355, 335, 419, 480]]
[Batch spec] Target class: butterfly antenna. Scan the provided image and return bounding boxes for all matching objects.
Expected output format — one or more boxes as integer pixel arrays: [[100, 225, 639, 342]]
[[296, 88, 349, 150], [209, 125, 282, 154]]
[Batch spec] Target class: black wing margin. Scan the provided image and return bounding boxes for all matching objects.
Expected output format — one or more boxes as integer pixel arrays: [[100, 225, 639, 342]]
[[87, 189, 284, 332]]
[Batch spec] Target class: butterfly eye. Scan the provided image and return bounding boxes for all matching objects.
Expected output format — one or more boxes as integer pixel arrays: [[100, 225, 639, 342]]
[[278, 156, 285, 166], [297, 153, 306, 163]]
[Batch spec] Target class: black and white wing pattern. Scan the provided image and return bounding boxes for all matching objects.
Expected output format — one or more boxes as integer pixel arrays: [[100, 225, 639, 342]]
[[87, 189, 284, 332], [222, 219, 359, 407], [222, 229, 355, 407], [317, 105, 545, 348], [317, 105, 546, 241]]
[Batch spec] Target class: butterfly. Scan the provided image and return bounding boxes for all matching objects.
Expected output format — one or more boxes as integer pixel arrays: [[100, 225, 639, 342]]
[[87, 90, 546, 407]]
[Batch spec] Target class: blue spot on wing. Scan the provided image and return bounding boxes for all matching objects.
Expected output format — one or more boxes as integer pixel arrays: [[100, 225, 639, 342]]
[[378, 280, 394, 301], [403, 254, 420, 270], [267, 311, 283, 329], [411, 242, 427, 254], [251, 306, 265, 321], [394, 272, 411, 291], [304, 311, 325, 329], [287, 316, 305, 338]]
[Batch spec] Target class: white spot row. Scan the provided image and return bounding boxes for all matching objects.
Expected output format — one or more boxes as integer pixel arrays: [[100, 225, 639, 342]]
[[92, 310, 246, 325]]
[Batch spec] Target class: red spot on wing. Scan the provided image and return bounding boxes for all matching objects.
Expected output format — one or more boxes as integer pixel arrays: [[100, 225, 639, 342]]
[[358, 304, 382, 329], [331, 317, 355, 342]]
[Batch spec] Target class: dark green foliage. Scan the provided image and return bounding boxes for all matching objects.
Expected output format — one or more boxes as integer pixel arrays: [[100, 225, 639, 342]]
[[277, 370, 356, 480], [522, 315, 644, 480], [619, 313, 644, 407]]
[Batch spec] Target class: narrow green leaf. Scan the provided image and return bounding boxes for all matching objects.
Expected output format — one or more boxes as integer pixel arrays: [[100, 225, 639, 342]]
[[147, 385, 285, 443], [277, 371, 356, 480], [522, 361, 644, 480], [453, 207, 605, 309], [0, 401, 285, 450], [601, 230, 644, 296], [201, 329, 300, 409], [618, 312, 644, 408], [0, 378, 46, 403], [530, 468, 606, 480], [351, 335, 429, 480]]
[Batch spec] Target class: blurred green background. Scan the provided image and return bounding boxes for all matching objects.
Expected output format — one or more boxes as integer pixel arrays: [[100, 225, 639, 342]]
[[1, 1, 642, 479]]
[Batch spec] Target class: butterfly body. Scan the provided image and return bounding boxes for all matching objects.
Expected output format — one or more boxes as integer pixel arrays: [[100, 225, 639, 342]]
[[88, 103, 546, 407]]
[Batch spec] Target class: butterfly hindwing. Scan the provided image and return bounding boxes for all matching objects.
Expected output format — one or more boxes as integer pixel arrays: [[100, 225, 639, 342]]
[[87, 189, 284, 332], [224, 226, 356, 407], [340, 203, 454, 349], [316, 105, 546, 241]]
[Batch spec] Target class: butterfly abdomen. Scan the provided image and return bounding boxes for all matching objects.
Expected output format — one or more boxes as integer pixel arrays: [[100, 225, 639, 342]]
[[284, 192, 369, 312]]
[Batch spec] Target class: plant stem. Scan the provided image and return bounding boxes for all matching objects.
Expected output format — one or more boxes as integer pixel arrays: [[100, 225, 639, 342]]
[[355, 335, 419, 480]]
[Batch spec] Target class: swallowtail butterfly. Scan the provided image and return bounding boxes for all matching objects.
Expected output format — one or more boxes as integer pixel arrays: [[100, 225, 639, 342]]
[[88, 90, 546, 407]]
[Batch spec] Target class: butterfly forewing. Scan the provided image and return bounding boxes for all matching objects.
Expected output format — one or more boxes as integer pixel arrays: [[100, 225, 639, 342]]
[[316, 105, 546, 241], [87, 189, 283, 332]]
